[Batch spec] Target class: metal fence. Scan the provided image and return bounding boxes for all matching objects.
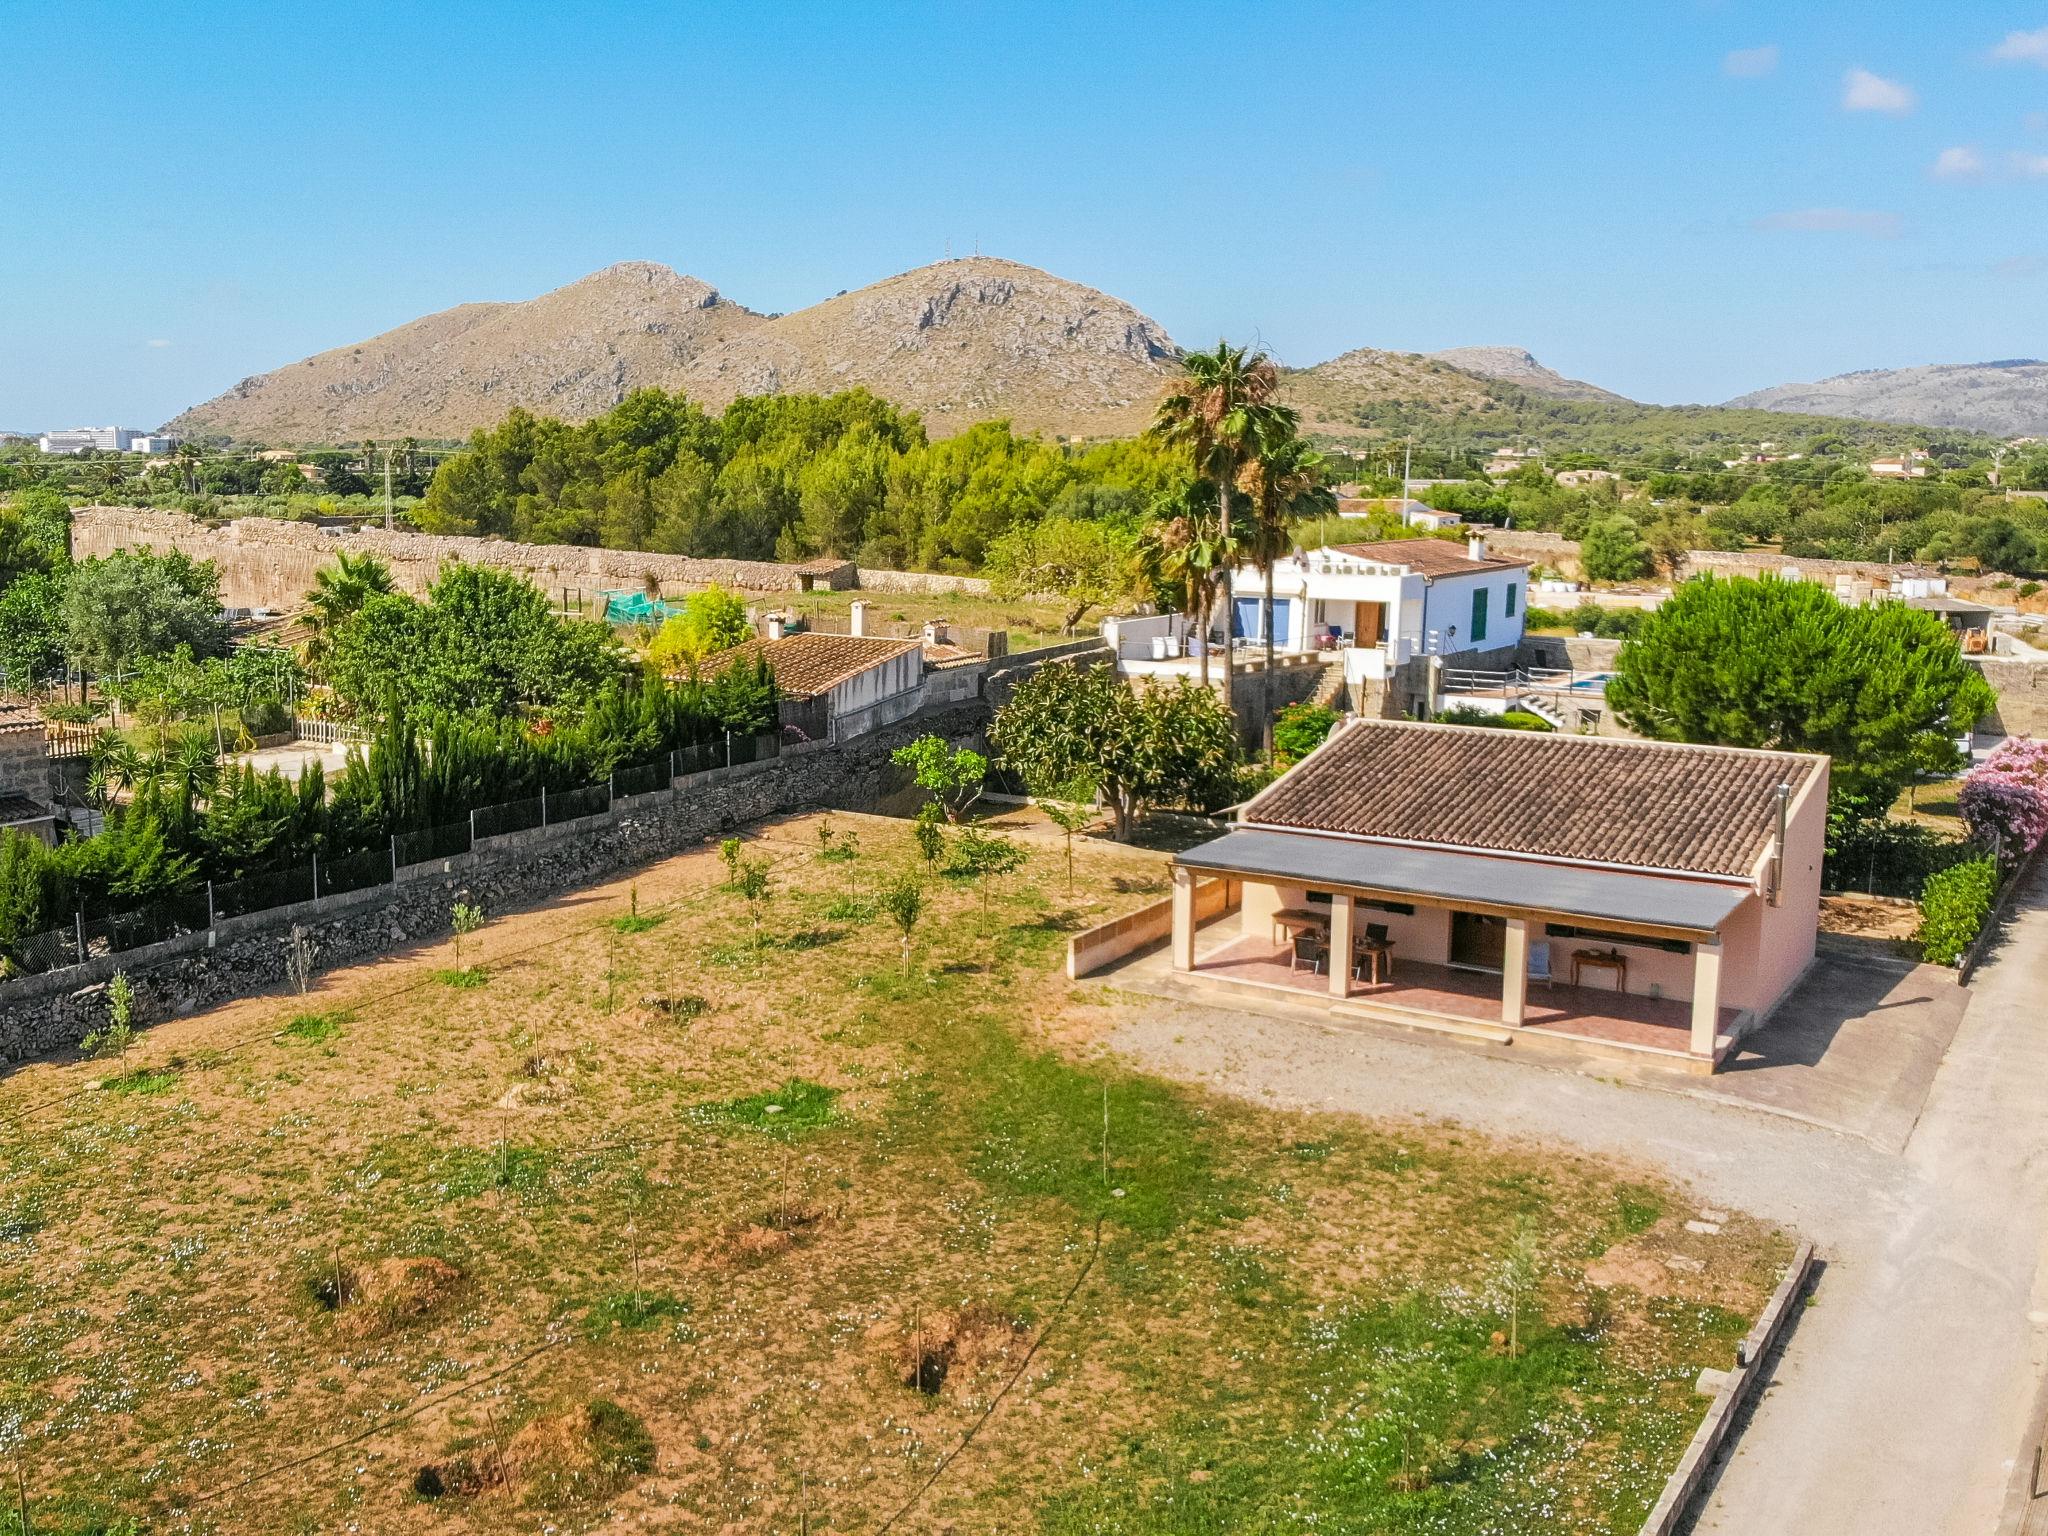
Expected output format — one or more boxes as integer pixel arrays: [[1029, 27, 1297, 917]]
[[395, 819, 472, 867], [612, 758, 669, 799], [2, 722, 792, 983], [545, 783, 610, 824], [472, 795, 543, 841]]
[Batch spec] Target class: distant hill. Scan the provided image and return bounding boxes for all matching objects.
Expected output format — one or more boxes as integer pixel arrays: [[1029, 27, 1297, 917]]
[[168, 258, 1180, 444], [1727, 360, 2048, 438], [1425, 346, 1631, 404]]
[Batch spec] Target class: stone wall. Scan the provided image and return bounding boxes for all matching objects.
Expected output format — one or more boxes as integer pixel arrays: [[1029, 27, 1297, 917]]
[[69, 508, 983, 611], [1973, 658, 2048, 739], [0, 702, 989, 1062], [0, 724, 52, 804]]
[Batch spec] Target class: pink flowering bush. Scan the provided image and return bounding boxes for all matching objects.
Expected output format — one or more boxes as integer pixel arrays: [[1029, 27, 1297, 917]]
[[1959, 738, 2048, 857]]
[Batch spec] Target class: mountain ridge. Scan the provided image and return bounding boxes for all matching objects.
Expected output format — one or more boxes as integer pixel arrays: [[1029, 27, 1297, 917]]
[[1726, 359, 2048, 437]]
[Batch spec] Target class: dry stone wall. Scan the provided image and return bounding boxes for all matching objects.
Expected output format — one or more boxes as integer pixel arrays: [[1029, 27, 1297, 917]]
[[70, 508, 1000, 612], [0, 701, 987, 1062]]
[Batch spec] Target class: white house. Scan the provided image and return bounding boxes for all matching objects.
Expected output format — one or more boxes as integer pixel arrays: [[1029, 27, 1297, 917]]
[[1106, 535, 1530, 692]]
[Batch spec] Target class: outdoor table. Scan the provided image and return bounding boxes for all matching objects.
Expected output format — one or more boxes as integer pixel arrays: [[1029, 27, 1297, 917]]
[[1571, 947, 1628, 993], [1271, 908, 1328, 945], [1353, 937, 1394, 985]]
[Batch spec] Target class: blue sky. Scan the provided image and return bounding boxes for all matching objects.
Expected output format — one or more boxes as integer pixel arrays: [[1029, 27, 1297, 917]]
[[6, 0, 2048, 428]]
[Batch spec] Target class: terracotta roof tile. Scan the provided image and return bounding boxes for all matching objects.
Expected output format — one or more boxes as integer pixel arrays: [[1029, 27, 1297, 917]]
[[711, 632, 919, 698], [1324, 539, 1528, 578], [1244, 719, 1825, 878]]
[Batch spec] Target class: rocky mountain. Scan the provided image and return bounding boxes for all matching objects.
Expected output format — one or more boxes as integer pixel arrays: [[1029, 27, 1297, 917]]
[[168, 263, 764, 444], [168, 257, 1182, 444], [1726, 360, 2048, 438], [1424, 346, 1631, 404], [1280, 347, 1516, 444]]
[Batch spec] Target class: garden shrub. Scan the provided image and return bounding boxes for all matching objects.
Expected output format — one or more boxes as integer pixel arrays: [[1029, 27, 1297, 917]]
[[1271, 703, 1338, 766], [1825, 814, 1981, 899], [241, 694, 291, 737], [1917, 855, 1999, 966]]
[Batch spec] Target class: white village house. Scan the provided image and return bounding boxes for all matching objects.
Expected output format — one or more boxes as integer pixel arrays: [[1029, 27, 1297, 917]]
[[1105, 535, 1530, 711]]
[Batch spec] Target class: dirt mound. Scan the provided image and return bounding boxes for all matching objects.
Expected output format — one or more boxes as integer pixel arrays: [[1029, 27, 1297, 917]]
[[315, 1255, 464, 1337], [719, 1203, 825, 1268], [885, 1305, 1033, 1396], [1583, 1250, 1675, 1296], [416, 1399, 654, 1509]]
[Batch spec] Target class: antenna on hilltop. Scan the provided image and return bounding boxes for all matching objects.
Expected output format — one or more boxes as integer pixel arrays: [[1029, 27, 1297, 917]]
[[944, 238, 951, 261]]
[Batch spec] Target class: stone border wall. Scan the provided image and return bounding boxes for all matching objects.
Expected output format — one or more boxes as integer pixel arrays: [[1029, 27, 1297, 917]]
[[70, 507, 997, 612], [1636, 1239, 1817, 1536], [0, 701, 989, 1062]]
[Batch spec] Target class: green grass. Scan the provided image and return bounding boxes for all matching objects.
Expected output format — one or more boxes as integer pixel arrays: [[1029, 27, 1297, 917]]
[[965, 1017, 1238, 1238], [609, 913, 665, 934], [578, 1290, 692, 1340], [433, 966, 488, 989], [688, 1078, 841, 1140], [281, 1010, 347, 1044], [99, 1067, 179, 1096]]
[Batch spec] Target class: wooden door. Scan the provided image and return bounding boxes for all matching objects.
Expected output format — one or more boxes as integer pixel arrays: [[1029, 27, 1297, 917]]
[[1450, 911, 1507, 971]]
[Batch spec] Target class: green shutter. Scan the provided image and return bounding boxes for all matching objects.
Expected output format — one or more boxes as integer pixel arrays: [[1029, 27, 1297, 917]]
[[1505, 582, 1518, 617], [1471, 587, 1489, 643]]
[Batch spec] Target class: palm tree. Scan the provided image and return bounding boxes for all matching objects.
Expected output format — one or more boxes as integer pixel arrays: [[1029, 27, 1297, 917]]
[[173, 441, 201, 496], [1151, 343, 1283, 719], [1238, 415, 1336, 746], [302, 550, 395, 669]]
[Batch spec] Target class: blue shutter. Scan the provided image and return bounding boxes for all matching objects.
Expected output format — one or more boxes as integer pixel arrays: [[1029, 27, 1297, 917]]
[[1232, 597, 1261, 639]]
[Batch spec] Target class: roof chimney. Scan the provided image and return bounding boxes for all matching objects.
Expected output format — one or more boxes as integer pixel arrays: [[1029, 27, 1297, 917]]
[[1467, 533, 1488, 562], [849, 599, 869, 637], [766, 614, 786, 641]]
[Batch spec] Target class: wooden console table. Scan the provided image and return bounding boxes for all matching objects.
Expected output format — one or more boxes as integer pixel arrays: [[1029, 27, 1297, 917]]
[[1570, 948, 1628, 993]]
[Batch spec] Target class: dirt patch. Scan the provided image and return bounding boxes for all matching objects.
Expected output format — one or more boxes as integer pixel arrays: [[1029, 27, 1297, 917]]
[[318, 1256, 464, 1338], [1822, 894, 1921, 942], [720, 1203, 826, 1267], [418, 1399, 655, 1509], [1583, 1249, 1677, 1297], [884, 1304, 1033, 1396]]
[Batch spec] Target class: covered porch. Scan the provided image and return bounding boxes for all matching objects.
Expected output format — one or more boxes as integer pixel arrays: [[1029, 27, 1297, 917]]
[[1169, 831, 1756, 1066]]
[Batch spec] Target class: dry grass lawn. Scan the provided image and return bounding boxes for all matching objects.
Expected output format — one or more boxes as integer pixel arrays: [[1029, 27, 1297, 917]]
[[0, 812, 1789, 1535]]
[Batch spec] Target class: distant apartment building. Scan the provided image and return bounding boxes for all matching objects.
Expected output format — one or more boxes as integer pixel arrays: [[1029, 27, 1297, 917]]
[[37, 426, 179, 455], [1484, 446, 1541, 476]]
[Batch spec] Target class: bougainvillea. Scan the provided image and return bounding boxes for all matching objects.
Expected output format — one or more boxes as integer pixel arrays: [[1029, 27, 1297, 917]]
[[1959, 737, 2048, 857]]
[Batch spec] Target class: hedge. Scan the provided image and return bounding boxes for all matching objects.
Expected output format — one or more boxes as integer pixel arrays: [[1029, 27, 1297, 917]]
[[1917, 855, 2000, 967]]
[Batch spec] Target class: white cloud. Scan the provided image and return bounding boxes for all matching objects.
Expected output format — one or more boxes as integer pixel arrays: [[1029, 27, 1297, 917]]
[[1752, 207, 1903, 238], [2010, 151, 2048, 177], [1931, 145, 1986, 181], [145, 338, 171, 349], [1723, 44, 1779, 78], [1842, 67, 1917, 115], [1991, 26, 2048, 65]]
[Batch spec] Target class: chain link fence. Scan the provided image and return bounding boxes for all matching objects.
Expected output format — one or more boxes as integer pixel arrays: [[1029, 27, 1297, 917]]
[[1, 728, 795, 983], [472, 796, 544, 841], [545, 783, 610, 824], [395, 820, 473, 867], [611, 758, 668, 799]]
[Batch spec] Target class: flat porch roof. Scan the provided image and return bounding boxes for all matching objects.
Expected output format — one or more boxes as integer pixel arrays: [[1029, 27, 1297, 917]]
[[1177, 827, 1750, 937]]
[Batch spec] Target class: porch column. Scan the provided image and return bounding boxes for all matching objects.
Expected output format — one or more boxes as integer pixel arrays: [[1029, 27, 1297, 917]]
[[1170, 866, 1196, 973], [1689, 940, 1723, 1059], [1327, 892, 1355, 998], [1500, 916, 1529, 1026]]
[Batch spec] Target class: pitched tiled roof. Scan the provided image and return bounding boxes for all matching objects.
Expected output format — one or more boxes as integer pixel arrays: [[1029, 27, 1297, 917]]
[[1244, 719, 1825, 878], [1325, 539, 1527, 578], [711, 632, 919, 698]]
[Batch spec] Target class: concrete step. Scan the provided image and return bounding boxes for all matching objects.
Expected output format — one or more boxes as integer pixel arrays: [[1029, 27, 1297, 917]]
[[1330, 996, 1517, 1044]]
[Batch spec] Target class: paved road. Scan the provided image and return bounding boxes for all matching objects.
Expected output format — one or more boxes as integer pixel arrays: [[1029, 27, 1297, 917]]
[[1101, 860, 2048, 1534]]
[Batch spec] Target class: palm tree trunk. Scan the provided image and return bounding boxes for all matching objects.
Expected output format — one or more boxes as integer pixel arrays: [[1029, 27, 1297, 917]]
[[1262, 558, 1278, 755], [1217, 480, 1235, 725]]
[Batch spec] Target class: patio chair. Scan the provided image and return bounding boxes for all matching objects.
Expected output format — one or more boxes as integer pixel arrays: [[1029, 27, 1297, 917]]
[[1527, 940, 1553, 990], [1290, 932, 1326, 975]]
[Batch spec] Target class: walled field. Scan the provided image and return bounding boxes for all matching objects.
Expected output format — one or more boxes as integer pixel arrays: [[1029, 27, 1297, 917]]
[[0, 812, 1787, 1535]]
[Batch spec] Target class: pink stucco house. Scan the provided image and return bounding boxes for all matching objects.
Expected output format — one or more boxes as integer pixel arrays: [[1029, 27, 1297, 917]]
[[1168, 719, 1828, 1067]]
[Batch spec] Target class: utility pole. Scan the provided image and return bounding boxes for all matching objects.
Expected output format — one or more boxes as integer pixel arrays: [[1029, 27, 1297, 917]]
[[1402, 438, 1413, 506], [382, 445, 394, 531]]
